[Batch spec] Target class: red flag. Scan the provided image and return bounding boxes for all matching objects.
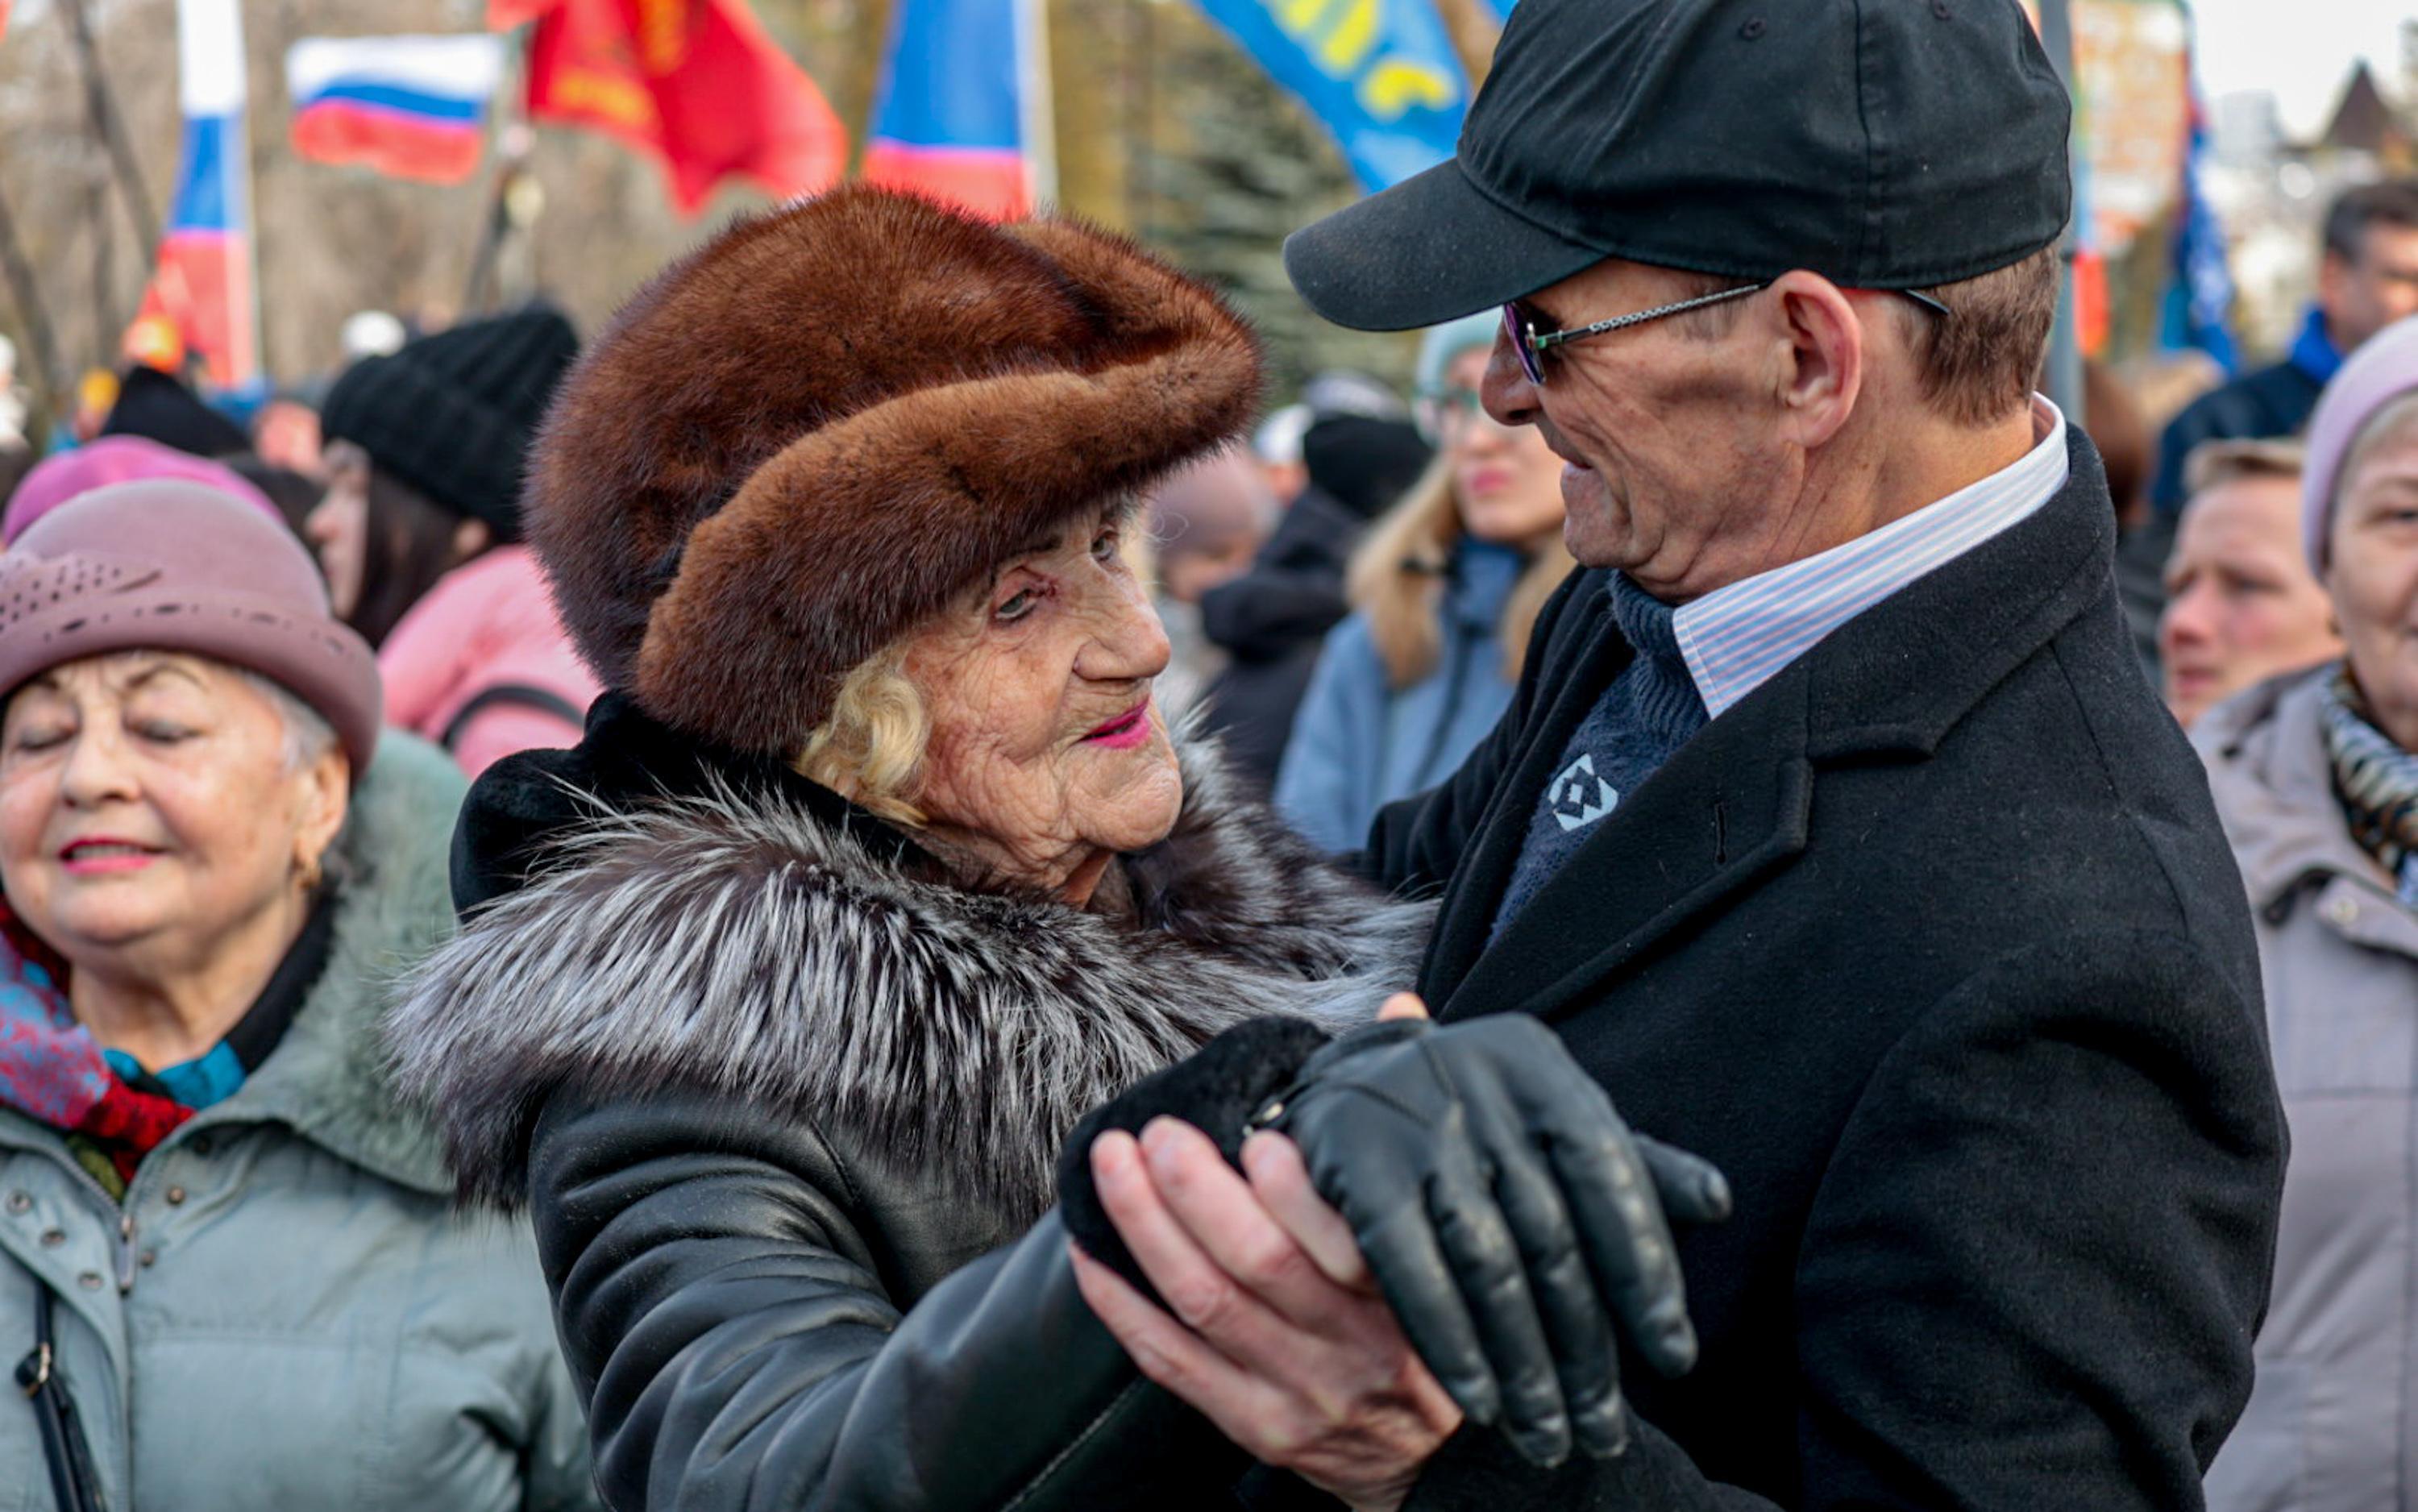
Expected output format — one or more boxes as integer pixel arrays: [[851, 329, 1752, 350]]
[[520, 0, 845, 215]]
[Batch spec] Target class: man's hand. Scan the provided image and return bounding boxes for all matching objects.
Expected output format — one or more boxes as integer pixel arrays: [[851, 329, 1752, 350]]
[[1070, 1116, 1463, 1512], [1267, 1000, 1732, 1467]]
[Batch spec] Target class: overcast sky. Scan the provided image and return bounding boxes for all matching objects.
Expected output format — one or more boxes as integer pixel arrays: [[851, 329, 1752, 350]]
[[2192, 0, 2408, 139]]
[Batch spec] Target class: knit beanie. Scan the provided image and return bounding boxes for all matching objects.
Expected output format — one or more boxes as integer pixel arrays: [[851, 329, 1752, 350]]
[[98, 366, 251, 459], [1416, 311, 1502, 396], [0, 481, 382, 769], [319, 305, 578, 542], [526, 186, 1261, 756], [2305, 313, 2418, 572]]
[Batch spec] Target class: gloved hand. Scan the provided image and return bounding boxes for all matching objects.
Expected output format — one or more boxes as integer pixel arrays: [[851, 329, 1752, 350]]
[[1260, 1013, 1731, 1469]]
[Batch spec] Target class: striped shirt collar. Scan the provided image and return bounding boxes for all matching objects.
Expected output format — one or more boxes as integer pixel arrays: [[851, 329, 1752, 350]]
[[1668, 395, 2070, 721]]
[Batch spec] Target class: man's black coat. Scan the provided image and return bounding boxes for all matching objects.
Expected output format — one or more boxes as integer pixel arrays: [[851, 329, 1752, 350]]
[[1369, 432, 2287, 1510]]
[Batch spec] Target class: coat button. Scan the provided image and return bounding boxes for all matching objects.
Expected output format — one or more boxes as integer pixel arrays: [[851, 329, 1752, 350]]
[[2324, 895, 2361, 928], [75, 1273, 100, 1290], [38, 1229, 63, 1248], [139, 1251, 156, 1269], [6, 1192, 29, 1215], [164, 1187, 186, 1206]]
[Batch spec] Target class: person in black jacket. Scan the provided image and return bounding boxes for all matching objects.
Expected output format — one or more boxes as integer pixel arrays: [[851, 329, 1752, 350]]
[[1064, 2, 2290, 1508], [1199, 413, 1434, 784], [380, 186, 1598, 1512], [2146, 180, 2418, 519]]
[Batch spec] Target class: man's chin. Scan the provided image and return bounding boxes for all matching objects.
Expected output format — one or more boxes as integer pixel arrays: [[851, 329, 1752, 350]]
[[1558, 467, 1631, 570]]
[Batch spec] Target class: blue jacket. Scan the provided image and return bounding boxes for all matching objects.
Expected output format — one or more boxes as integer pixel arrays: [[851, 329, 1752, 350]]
[[1276, 540, 1525, 852]]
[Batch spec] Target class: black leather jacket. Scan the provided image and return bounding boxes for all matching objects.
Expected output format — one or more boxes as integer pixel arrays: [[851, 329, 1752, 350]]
[[388, 696, 1423, 1510]]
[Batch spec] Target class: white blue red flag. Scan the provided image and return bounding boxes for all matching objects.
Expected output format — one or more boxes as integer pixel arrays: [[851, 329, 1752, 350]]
[[862, 0, 1033, 219], [287, 35, 506, 186], [137, 0, 258, 389]]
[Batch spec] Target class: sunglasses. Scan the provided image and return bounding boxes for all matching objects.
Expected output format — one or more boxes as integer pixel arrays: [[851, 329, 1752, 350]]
[[1500, 284, 1955, 387]]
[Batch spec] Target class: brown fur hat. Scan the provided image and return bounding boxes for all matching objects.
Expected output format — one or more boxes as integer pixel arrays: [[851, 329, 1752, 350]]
[[525, 185, 1263, 754]]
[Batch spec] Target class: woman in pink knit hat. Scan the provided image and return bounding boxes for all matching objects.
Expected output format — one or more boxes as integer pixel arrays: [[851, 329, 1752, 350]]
[[0, 481, 594, 1509], [2196, 313, 2418, 1512]]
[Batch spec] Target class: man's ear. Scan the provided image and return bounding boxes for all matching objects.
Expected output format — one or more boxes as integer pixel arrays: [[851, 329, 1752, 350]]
[[1768, 270, 1863, 451]]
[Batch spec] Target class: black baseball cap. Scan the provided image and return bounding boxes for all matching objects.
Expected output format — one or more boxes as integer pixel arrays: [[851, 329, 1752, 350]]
[[1285, 0, 2071, 331]]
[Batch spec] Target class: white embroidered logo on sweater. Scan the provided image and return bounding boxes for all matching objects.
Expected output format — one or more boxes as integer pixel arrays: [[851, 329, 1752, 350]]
[[1549, 753, 1617, 833]]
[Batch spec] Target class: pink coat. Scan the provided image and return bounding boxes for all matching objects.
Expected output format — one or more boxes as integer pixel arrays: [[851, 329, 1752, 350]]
[[378, 545, 600, 779]]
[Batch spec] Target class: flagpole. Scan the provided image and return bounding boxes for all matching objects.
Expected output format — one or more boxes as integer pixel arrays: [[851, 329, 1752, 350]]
[[1016, 0, 1058, 207], [226, 0, 264, 389]]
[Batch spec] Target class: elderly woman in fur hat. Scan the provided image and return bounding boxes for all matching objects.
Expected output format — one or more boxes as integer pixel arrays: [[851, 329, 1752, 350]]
[[389, 189, 1714, 1512]]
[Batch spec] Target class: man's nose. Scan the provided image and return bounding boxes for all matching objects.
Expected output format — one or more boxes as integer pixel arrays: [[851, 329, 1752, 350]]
[[2159, 584, 2215, 650], [1482, 331, 1542, 430]]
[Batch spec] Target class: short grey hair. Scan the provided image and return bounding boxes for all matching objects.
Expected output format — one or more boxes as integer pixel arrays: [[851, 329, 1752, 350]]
[[2183, 438, 2304, 501], [235, 668, 343, 773]]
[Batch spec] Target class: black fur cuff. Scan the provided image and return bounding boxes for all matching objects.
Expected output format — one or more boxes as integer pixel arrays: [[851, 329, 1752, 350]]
[[1057, 1016, 1337, 1304]]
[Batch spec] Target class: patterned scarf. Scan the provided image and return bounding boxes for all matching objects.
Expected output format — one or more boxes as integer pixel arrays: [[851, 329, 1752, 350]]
[[2319, 665, 2418, 910], [0, 900, 192, 1193]]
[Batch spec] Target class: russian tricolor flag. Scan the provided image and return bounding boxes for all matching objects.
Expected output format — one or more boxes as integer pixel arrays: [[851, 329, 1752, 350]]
[[137, 0, 257, 390], [287, 35, 505, 186], [862, 0, 1040, 220]]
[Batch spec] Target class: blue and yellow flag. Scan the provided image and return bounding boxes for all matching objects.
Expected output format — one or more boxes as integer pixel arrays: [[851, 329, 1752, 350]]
[[1194, 0, 1468, 189]]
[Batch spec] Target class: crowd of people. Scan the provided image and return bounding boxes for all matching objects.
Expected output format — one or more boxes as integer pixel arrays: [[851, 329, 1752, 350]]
[[0, 0, 2416, 1506]]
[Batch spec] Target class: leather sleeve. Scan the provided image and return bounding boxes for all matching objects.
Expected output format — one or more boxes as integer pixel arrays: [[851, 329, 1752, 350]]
[[527, 1089, 1248, 1512], [1405, 928, 2285, 1510]]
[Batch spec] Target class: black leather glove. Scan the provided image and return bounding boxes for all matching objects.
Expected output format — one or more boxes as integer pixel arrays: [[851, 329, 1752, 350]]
[[1260, 1015, 1731, 1470]]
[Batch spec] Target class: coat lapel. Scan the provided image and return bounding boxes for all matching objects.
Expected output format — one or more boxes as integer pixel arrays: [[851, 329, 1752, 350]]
[[1427, 426, 2118, 1027], [1436, 661, 1816, 1024], [1419, 592, 1635, 999]]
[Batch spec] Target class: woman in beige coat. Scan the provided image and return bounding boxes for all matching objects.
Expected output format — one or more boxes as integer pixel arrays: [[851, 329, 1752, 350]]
[[2198, 313, 2418, 1512]]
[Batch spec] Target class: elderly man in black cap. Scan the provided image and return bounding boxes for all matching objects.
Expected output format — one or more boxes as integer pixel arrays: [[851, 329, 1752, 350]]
[[1074, 1, 2287, 1508]]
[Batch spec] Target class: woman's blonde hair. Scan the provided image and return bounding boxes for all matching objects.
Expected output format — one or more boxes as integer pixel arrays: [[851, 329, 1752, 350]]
[[1345, 453, 1574, 689], [794, 643, 933, 825]]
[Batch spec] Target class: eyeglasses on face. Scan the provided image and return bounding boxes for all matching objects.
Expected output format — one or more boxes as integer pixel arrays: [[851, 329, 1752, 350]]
[[1499, 284, 1954, 387]]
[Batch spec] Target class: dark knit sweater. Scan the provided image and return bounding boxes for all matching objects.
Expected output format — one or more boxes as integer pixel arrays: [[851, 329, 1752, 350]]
[[1492, 573, 1708, 936]]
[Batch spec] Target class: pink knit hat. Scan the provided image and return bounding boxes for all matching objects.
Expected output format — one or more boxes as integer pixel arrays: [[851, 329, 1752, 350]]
[[2304, 313, 2418, 573], [0, 481, 381, 769], [3, 435, 281, 545]]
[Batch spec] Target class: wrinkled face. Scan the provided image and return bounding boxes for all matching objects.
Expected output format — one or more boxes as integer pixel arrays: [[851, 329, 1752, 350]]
[[2327, 417, 2418, 750], [1436, 348, 1565, 549], [1481, 258, 1801, 597], [2321, 226, 2418, 355], [904, 505, 1179, 900], [2159, 473, 2342, 727], [305, 441, 372, 619], [0, 652, 346, 977]]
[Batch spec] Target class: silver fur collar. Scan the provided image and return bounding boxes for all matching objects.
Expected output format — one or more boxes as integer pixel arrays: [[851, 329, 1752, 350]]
[[385, 741, 1429, 1218]]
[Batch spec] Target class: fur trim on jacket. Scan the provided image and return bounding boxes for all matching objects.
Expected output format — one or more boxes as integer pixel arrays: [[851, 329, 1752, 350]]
[[386, 737, 1428, 1219]]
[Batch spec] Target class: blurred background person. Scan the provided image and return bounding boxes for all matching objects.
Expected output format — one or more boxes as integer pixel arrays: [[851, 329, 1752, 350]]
[[248, 390, 326, 480], [1198, 386, 1431, 786], [1253, 403, 1313, 506], [312, 303, 599, 775], [5, 434, 281, 545], [2196, 313, 2418, 1512], [1145, 447, 1277, 718], [2159, 439, 2342, 729], [0, 480, 593, 1510], [98, 365, 250, 461], [2152, 180, 2418, 518], [1274, 313, 1573, 851]]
